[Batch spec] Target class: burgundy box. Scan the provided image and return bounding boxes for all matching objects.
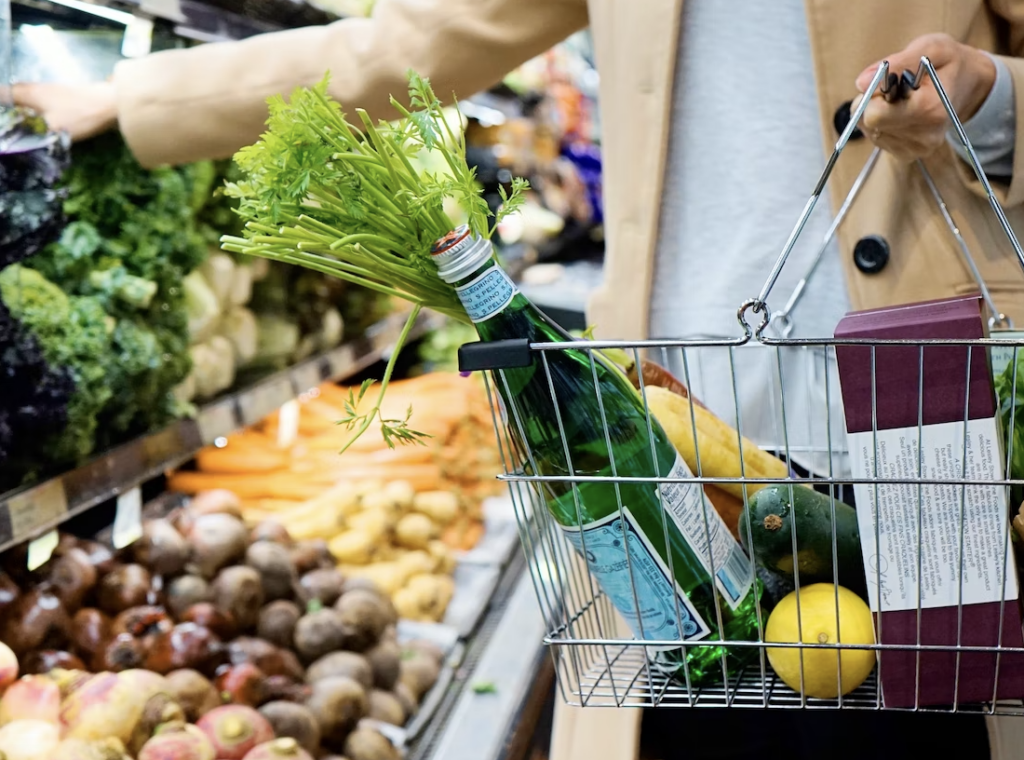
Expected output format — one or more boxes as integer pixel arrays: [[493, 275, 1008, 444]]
[[834, 295, 1024, 708]]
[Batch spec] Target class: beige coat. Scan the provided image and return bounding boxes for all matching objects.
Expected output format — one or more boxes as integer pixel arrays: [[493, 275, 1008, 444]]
[[113, 1, 1024, 758]]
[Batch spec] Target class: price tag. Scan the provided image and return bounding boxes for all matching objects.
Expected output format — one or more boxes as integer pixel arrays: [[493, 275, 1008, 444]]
[[241, 377, 295, 427], [277, 400, 301, 448], [990, 330, 1024, 384], [199, 399, 239, 445], [6, 479, 68, 542], [113, 487, 144, 549], [120, 16, 154, 58], [26, 530, 59, 571]]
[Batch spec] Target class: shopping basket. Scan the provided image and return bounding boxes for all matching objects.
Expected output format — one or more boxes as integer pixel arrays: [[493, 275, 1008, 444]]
[[462, 58, 1024, 714]]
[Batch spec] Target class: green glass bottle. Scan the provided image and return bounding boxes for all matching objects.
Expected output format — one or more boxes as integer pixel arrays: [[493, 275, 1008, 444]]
[[432, 226, 764, 686]]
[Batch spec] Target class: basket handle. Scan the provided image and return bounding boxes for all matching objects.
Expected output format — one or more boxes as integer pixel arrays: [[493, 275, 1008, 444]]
[[740, 57, 1024, 340]]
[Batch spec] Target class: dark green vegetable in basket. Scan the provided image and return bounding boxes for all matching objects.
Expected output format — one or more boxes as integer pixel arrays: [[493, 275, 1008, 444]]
[[738, 484, 867, 599]]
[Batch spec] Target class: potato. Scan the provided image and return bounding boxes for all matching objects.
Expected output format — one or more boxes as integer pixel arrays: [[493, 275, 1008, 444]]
[[382, 481, 415, 511], [427, 541, 456, 574], [338, 564, 404, 596], [396, 551, 435, 579], [367, 690, 405, 726], [394, 514, 436, 550], [358, 491, 401, 516], [411, 491, 459, 525], [306, 652, 373, 690], [391, 588, 421, 621], [346, 511, 392, 544], [401, 574, 455, 621], [329, 531, 374, 565]]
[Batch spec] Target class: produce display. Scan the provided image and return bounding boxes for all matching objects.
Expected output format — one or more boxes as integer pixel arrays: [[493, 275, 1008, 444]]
[[167, 372, 504, 622], [0, 491, 447, 758]]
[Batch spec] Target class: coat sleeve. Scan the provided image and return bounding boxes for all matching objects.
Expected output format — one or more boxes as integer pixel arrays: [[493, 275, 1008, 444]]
[[955, 1, 1024, 205], [112, 0, 588, 168]]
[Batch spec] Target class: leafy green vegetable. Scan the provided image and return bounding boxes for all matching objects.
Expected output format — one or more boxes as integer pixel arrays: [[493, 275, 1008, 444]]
[[996, 352, 1024, 507], [222, 70, 528, 452]]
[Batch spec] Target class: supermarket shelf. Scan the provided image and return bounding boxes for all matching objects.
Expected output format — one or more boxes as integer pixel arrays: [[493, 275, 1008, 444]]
[[0, 308, 445, 556]]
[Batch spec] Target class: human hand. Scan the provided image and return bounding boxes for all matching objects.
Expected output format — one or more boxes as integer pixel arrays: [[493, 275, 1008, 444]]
[[853, 33, 996, 163], [11, 81, 118, 142]]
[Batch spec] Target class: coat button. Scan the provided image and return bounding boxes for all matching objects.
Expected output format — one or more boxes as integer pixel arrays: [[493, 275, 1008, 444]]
[[853, 235, 890, 274], [834, 100, 865, 140]]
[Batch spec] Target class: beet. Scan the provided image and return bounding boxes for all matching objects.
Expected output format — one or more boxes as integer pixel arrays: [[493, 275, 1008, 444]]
[[181, 603, 238, 639], [196, 705, 274, 760], [73, 539, 118, 575], [296, 568, 345, 607], [188, 514, 248, 579], [94, 633, 147, 672], [70, 608, 111, 663], [144, 623, 224, 676], [111, 606, 173, 640], [48, 548, 97, 612], [343, 727, 401, 760], [257, 601, 300, 650], [130, 691, 187, 755], [288, 540, 332, 576], [132, 519, 189, 577], [257, 702, 320, 755], [21, 650, 85, 675], [364, 639, 401, 691], [292, 609, 345, 664], [306, 676, 367, 748], [227, 638, 304, 680], [241, 738, 315, 760], [249, 520, 293, 546], [259, 676, 310, 705], [212, 566, 264, 631], [0, 571, 20, 618], [165, 669, 222, 721], [165, 575, 212, 620], [96, 565, 151, 615], [305, 652, 372, 690], [138, 722, 216, 760], [215, 663, 266, 707], [0, 588, 71, 656], [245, 542, 296, 602]]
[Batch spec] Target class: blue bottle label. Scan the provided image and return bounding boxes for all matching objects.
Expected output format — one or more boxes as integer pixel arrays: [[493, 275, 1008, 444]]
[[561, 508, 711, 648], [455, 264, 518, 323]]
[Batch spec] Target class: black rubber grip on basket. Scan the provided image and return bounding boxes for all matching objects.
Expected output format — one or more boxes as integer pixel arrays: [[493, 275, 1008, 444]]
[[458, 339, 533, 372]]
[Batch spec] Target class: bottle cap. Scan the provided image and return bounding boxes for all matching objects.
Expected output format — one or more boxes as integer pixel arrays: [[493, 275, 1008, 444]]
[[431, 224, 495, 284]]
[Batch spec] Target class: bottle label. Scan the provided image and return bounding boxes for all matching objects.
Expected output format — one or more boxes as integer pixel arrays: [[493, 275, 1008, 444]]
[[658, 455, 753, 611], [561, 508, 711, 647], [455, 264, 518, 323]]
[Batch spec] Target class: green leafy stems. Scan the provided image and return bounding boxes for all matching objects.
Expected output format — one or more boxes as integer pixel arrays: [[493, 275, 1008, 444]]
[[221, 71, 528, 453]]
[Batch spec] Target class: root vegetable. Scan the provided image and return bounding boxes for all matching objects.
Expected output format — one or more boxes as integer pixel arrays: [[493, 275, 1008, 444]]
[[306, 677, 367, 748], [250, 521, 293, 546], [165, 670, 222, 722], [367, 690, 405, 726], [196, 705, 274, 760], [0, 675, 60, 724], [393, 683, 416, 719], [0, 589, 71, 656], [75, 541, 117, 575], [49, 549, 97, 612], [305, 653, 372, 690], [246, 542, 296, 602], [93, 634, 146, 673], [398, 652, 440, 700], [165, 575, 212, 620], [47, 669, 92, 700], [144, 623, 224, 676], [403, 639, 444, 664], [129, 692, 186, 755], [260, 676, 311, 705], [71, 609, 111, 663], [241, 738, 315, 760], [132, 520, 189, 577], [138, 722, 215, 760], [0, 573, 19, 619], [0, 719, 61, 760], [288, 541, 332, 575], [334, 590, 391, 652], [188, 514, 249, 579], [343, 727, 400, 760], [257, 601, 300, 649], [227, 639, 304, 681], [0, 642, 17, 691], [21, 650, 85, 675], [394, 514, 435, 550], [256, 702, 320, 755], [52, 737, 132, 760], [181, 603, 238, 640], [411, 491, 459, 525], [59, 672, 147, 744], [215, 663, 266, 707], [111, 606, 173, 641], [292, 609, 346, 664], [188, 490, 243, 518], [297, 568, 345, 607], [213, 566, 264, 631], [364, 640, 400, 691], [96, 565, 152, 616]]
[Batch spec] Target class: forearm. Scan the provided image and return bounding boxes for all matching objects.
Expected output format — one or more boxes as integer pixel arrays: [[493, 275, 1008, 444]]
[[948, 53, 1016, 179]]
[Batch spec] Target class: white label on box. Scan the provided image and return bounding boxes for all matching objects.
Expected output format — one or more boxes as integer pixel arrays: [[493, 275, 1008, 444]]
[[849, 418, 1018, 613]]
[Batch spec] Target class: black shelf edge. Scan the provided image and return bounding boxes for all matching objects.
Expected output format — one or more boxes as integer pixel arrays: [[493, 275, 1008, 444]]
[[0, 308, 445, 555]]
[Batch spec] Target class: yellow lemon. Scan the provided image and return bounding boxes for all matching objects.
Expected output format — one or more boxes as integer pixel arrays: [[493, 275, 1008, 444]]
[[765, 583, 876, 699]]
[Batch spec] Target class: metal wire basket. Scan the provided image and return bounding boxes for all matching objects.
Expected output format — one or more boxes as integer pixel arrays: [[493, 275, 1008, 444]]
[[465, 58, 1024, 714]]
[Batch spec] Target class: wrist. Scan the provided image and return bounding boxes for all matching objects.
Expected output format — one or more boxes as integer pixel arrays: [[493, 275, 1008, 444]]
[[961, 45, 997, 121]]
